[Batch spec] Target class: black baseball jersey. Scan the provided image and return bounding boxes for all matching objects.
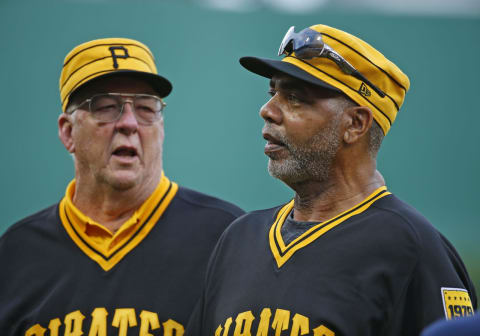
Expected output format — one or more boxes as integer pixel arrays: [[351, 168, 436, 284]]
[[0, 175, 244, 335], [186, 187, 477, 336]]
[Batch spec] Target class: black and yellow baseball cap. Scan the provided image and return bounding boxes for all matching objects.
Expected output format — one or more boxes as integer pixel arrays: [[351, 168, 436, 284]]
[[59, 38, 172, 112], [240, 24, 410, 135]]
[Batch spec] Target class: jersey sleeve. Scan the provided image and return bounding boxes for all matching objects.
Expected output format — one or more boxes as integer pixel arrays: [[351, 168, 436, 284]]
[[417, 231, 477, 315], [387, 226, 477, 334]]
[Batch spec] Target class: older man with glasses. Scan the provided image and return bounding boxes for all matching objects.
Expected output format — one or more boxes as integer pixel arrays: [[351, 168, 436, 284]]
[[0, 38, 244, 335]]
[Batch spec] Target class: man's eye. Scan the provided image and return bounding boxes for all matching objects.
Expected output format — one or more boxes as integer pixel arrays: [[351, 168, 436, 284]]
[[94, 104, 117, 112], [135, 105, 156, 114], [287, 94, 302, 106]]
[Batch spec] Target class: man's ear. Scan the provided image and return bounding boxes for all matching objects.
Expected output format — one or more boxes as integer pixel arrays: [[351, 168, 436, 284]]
[[342, 106, 373, 144], [58, 113, 75, 153]]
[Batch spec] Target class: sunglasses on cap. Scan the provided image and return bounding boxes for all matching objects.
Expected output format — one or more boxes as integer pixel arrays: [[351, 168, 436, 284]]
[[278, 26, 386, 98]]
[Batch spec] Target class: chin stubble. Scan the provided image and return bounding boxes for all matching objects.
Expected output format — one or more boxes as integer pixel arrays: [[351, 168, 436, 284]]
[[267, 117, 341, 184]]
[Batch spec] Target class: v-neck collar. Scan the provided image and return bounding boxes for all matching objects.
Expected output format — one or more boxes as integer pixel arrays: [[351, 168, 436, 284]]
[[59, 173, 178, 271], [269, 186, 390, 268]]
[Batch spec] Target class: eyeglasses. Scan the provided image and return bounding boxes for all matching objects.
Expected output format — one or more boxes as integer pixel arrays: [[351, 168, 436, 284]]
[[67, 93, 166, 125], [278, 26, 386, 98]]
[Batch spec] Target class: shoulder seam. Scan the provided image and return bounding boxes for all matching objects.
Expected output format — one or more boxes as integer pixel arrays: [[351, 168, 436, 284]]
[[0, 204, 59, 240], [175, 188, 244, 219], [371, 201, 424, 245]]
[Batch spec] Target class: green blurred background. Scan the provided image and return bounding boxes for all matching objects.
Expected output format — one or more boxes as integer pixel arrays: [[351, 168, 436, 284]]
[[1, 0, 479, 292]]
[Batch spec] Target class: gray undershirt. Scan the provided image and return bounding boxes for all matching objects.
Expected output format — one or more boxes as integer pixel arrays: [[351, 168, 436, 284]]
[[280, 210, 321, 245]]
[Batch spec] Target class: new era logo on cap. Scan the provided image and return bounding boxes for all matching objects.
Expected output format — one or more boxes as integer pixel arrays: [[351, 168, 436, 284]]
[[359, 82, 371, 97]]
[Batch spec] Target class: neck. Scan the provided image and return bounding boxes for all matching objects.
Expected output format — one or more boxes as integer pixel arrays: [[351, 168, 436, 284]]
[[72, 176, 160, 233], [290, 163, 385, 222]]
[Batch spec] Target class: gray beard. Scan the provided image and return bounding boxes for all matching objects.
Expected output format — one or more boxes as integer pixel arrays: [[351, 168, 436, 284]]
[[267, 118, 341, 185]]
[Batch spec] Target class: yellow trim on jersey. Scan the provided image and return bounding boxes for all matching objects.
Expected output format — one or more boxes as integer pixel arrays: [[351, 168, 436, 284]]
[[269, 186, 390, 268], [59, 174, 178, 271]]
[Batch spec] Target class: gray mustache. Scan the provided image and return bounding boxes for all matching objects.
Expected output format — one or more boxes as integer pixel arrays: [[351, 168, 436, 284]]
[[262, 126, 288, 147]]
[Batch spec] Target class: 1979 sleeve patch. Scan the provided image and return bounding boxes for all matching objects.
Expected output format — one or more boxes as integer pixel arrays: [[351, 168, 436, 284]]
[[441, 287, 474, 319]]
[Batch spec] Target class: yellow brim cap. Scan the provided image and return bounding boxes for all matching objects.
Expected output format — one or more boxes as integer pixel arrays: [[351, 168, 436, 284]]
[[59, 37, 172, 112]]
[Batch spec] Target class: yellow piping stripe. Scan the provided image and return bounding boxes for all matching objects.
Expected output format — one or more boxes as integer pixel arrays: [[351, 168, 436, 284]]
[[283, 56, 394, 135], [271, 201, 295, 252], [269, 186, 390, 268], [99, 182, 178, 271], [64, 177, 173, 258], [59, 181, 178, 271], [60, 198, 109, 268]]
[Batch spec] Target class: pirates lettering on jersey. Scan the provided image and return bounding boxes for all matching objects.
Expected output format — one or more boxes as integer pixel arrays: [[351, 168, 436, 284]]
[[24, 307, 185, 336], [215, 308, 335, 336]]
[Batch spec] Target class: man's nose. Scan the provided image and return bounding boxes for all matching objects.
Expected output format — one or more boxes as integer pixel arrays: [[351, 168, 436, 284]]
[[115, 101, 139, 134], [259, 96, 283, 124]]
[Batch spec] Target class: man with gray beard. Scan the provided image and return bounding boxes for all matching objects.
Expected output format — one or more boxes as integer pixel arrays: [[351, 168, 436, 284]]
[[185, 24, 476, 336], [265, 90, 342, 185]]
